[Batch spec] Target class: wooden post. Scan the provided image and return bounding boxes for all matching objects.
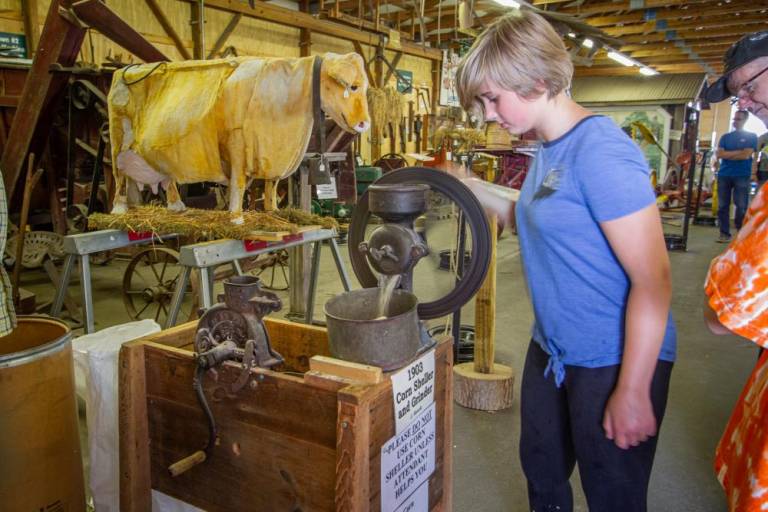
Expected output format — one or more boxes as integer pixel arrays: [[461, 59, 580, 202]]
[[371, 45, 384, 161], [473, 213, 497, 374], [190, 0, 203, 59], [453, 213, 514, 411], [299, 0, 311, 57], [118, 342, 152, 511], [1, 0, 86, 202], [21, 0, 39, 57]]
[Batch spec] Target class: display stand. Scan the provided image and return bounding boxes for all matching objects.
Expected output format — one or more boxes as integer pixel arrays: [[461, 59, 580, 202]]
[[165, 228, 351, 328], [50, 229, 178, 333]]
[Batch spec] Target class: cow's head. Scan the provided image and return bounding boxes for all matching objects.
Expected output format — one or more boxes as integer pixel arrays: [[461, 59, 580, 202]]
[[321, 53, 371, 134]]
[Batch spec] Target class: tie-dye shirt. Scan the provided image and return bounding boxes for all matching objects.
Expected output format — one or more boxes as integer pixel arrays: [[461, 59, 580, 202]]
[[706, 183, 768, 511]]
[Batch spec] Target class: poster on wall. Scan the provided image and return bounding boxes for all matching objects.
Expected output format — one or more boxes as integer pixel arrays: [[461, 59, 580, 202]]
[[439, 50, 460, 107], [592, 106, 672, 181]]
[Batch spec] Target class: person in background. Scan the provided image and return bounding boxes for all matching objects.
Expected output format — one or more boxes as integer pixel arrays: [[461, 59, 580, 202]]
[[757, 132, 768, 190], [454, 10, 675, 512], [714, 109, 757, 243], [703, 30, 768, 512]]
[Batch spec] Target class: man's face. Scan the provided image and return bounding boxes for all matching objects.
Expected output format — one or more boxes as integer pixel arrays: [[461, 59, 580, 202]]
[[728, 57, 768, 126], [732, 112, 747, 130]]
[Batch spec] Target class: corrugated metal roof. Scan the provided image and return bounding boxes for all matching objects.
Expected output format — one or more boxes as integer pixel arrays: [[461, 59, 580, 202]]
[[572, 73, 707, 106]]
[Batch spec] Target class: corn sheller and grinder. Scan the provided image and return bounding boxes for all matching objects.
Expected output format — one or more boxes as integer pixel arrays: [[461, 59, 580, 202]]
[[170, 167, 491, 475]]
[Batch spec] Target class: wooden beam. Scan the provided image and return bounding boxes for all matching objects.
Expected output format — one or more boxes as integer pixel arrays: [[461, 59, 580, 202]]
[[299, 0, 311, 57], [592, 55, 720, 66], [584, 1, 766, 27], [179, 0, 442, 61], [72, 0, 169, 62], [382, 50, 402, 85], [207, 12, 241, 59], [21, 0, 39, 57], [620, 26, 760, 45], [601, 15, 768, 38], [585, 12, 645, 28], [583, 0, 768, 26], [560, 0, 720, 16], [145, 0, 191, 59], [352, 41, 374, 85], [190, 0, 203, 58], [575, 63, 715, 77], [621, 40, 738, 53], [1, 0, 86, 201]]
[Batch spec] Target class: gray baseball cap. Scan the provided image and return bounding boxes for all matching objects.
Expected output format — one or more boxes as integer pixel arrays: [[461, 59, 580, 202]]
[[704, 31, 768, 103]]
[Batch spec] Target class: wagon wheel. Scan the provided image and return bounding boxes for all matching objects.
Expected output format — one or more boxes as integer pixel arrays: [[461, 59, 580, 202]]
[[122, 247, 199, 324], [373, 153, 409, 173]]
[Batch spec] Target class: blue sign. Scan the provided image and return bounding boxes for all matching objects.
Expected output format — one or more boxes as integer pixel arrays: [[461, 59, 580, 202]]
[[0, 33, 27, 58]]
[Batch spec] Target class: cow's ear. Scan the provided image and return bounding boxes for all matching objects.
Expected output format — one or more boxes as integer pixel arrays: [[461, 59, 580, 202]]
[[326, 58, 362, 89]]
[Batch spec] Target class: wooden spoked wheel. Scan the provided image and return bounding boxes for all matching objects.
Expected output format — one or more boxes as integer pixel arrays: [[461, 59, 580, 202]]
[[122, 247, 199, 324]]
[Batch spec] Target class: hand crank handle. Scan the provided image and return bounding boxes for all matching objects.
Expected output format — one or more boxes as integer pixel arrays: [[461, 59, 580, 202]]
[[168, 450, 207, 477]]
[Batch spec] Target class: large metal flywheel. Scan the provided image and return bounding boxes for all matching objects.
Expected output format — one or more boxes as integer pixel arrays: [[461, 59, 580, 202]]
[[348, 167, 491, 319]]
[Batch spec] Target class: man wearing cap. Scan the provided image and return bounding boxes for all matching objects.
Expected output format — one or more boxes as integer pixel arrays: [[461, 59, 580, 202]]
[[705, 30, 768, 125], [703, 30, 768, 512]]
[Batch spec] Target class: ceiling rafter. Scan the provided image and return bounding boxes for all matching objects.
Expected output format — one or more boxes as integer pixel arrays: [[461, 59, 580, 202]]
[[601, 15, 768, 37], [585, 2, 767, 28], [559, 0, 720, 17]]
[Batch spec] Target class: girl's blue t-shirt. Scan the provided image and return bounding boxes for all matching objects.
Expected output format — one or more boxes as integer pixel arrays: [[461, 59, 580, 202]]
[[515, 115, 676, 386]]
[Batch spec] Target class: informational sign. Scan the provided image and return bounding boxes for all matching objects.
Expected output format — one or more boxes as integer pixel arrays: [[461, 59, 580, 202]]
[[0, 33, 26, 58], [316, 180, 338, 199], [396, 69, 413, 94], [381, 402, 436, 512], [394, 481, 429, 512], [390, 350, 435, 434]]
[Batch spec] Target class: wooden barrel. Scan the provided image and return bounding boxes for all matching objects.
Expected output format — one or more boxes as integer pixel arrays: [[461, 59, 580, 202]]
[[0, 316, 85, 511]]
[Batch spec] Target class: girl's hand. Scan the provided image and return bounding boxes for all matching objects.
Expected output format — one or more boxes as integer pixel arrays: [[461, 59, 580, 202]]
[[602, 386, 657, 450]]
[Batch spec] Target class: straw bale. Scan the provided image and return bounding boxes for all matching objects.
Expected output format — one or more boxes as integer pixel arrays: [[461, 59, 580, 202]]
[[88, 205, 338, 242]]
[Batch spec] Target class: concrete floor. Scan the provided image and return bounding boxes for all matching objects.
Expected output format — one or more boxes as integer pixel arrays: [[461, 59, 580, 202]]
[[19, 219, 752, 511]]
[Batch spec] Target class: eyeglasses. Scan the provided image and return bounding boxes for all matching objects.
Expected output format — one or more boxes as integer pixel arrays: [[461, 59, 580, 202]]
[[729, 65, 768, 104]]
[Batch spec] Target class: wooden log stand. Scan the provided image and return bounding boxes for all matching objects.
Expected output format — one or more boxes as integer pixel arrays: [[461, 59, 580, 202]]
[[453, 213, 514, 411], [119, 317, 453, 511]]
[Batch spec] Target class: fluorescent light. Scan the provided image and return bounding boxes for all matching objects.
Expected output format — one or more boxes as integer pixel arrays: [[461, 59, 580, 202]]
[[639, 67, 659, 76], [581, 38, 594, 48], [493, 0, 521, 8], [567, 32, 576, 38], [607, 51, 635, 67]]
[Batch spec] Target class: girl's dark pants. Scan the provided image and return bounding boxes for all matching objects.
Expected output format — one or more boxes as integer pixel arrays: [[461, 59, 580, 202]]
[[520, 341, 673, 512]]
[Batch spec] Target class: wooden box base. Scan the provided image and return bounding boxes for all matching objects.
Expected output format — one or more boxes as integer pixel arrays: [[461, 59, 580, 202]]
[[119, 317, 453, 511]]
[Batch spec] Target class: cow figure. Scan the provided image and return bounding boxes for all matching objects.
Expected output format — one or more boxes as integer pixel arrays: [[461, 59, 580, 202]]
[[108, 52, 370, 223]]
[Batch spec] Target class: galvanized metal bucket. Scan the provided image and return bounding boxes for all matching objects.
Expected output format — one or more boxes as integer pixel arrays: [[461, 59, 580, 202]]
[[0, 316, 86, 511], [324, 288, 421, 371]]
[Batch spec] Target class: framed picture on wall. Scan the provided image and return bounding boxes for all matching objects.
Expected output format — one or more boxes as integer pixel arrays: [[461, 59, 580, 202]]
[[592, 106, 672, 181], [439, 50, 461, 107]]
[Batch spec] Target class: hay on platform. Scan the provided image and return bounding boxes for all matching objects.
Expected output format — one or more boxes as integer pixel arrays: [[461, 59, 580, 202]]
[[88, 205, 338, 241]]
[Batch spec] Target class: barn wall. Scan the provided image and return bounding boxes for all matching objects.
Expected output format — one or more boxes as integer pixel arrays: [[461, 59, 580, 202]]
[[0, 0, 435, 168]]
